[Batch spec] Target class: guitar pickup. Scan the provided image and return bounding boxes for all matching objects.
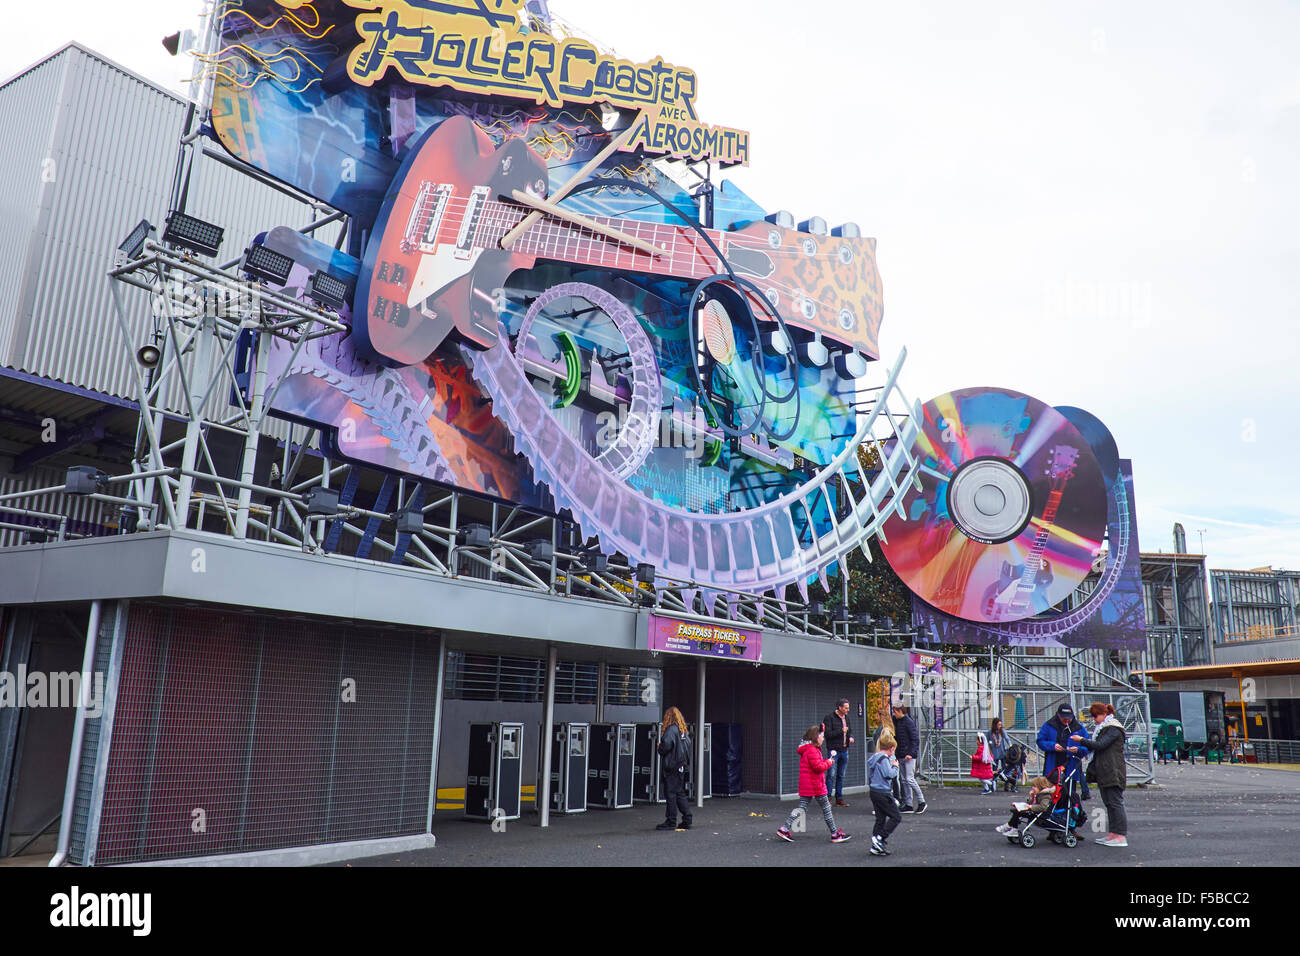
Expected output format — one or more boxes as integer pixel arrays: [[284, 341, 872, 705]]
[[455, 186, 490, 260], [404, 182, 453, 252]]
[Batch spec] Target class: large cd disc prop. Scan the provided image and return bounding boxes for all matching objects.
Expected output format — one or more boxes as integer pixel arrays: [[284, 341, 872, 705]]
[[880, 387, 1107, 623]]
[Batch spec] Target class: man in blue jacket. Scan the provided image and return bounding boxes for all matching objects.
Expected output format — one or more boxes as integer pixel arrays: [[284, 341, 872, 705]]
[[1036, 704, 1090, 798]]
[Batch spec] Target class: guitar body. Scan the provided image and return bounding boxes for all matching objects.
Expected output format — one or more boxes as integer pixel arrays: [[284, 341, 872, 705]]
[[356, 116, 546, 365], [356, 115, 886, 368]]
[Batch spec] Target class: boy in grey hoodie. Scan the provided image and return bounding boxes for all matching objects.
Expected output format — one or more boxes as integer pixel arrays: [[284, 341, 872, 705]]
[[867, 730, 902, 855]]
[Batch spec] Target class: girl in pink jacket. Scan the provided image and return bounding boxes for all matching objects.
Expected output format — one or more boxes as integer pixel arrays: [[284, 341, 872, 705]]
[[971, 730, 996, 794], [777, 725, 851, 843]]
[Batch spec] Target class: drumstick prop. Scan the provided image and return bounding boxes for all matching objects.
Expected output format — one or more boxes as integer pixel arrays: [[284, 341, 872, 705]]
[[499, 121, 640, 250]]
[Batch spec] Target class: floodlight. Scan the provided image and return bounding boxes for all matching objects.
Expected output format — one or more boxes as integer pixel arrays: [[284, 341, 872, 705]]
[[117, 219, 154, 262], [526, 540, 555, 562], [304, 486, 340, 516], [635, 563, 656, 585], [243, 244, 295, 285], [308, 270, 351, 309], [459, 523, 491, 548], [163, 211, 224, 258], [65, 466, 106, 496], [393, 509, 423, 535]]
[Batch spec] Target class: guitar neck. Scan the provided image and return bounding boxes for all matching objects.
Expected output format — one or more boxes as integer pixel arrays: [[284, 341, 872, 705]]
[[482, 200, 725, 281]]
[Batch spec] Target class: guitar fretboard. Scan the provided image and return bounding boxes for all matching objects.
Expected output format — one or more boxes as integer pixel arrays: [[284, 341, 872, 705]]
[[480, 199, 726, 281]]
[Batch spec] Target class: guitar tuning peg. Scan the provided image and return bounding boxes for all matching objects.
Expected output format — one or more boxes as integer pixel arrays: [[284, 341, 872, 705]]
[[831, 222, 861, 238], [798, 217, 829, 236], [765, 210, 795, 229], [833, 348, 869, 380], [797, 331, 829, 368], [760, 326, 791, 357]]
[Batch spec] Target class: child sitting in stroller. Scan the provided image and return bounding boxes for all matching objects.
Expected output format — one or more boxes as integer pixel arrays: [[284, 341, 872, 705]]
[[995, 771, 1056, 837], [995, 742, 1027, 792]]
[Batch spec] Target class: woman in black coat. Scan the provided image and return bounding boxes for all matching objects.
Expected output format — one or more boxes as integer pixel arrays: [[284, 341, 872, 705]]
[[1072, 702, 1128, 847]]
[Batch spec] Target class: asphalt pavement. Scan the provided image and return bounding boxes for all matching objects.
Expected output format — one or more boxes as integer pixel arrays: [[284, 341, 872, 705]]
[[329, 761, 1300, 867]]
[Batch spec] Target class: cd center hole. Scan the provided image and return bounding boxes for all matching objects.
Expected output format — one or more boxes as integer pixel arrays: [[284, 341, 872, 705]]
[[974, 484, 1006, 516]]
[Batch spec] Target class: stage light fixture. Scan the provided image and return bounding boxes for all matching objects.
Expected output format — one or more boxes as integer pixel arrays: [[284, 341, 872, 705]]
[[393, 509, 424, 535], [304, 486, 340, 517], [834, 606, 848, 622], [65, 466, 106, 496], [526, 539, 555, 563], [243, 244, 294, 285], [635, 563, 656, 585], [136, 344, 162, 369], [580, 550, 609, 574], [459, 523, 491, 548], [163, 211, 224, 258], [308, 270, 351, 309], [855, 612, 875, 626], [808, 600, 824, 616], [117, 219, 154, 263]]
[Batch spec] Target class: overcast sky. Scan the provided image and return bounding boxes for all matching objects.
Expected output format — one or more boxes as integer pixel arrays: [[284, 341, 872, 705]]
[[4, 1, 1297, 574]]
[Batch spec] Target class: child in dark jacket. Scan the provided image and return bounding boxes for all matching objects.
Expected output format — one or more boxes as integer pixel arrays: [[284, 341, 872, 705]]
[[777, 725, 851, 844], [995, 772, 1057, 836], [867, 729, 902, 855]]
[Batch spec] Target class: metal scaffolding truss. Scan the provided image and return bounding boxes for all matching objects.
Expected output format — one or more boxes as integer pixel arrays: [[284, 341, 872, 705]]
[[1141, 553, 1210, 667], [910, 646, 1154, 786]]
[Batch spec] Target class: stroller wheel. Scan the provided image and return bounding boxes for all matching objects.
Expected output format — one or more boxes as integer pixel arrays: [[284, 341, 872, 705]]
[[1064, 833, 1078, 849], [1019, 832, 1036, 848]]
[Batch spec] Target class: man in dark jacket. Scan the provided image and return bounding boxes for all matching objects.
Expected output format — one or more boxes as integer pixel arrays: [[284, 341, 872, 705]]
[[1036, 704, 1090, 798], [891, 704, 926, 814], [822, 699, 854, 807]]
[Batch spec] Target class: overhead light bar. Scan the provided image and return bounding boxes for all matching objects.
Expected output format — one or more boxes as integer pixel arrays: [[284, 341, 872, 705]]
[[163, 211, 224, 258], [309, 270, 351, 309], [243, 244, 295, 285]]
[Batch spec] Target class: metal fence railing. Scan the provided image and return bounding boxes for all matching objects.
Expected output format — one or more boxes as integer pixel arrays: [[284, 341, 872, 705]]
[[1244, 738, 1300, 765]]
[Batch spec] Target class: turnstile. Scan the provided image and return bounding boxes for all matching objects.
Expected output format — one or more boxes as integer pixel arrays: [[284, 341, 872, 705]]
[[633, 722, 661, 802], [542, 722, 589, 813], [465, 722, 524, 821], [588, 723, 636, 808]]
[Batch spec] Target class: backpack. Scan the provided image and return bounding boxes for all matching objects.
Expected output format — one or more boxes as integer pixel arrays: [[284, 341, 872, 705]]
[[672, 730, 692, 771]]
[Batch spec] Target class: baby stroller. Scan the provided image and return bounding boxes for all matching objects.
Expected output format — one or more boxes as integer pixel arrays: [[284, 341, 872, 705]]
[[995, 743, 1026, 792], [1007, 761, 1085, 850]]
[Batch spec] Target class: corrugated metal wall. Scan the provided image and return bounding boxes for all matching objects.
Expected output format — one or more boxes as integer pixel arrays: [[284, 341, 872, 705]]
[[0, 44, 338, 444]]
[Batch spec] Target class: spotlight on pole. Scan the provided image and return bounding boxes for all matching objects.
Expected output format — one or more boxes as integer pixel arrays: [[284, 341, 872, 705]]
[[392, 509, 423, 535], [526, 540, 555, 563], [116, 219, 155, 265], [304, 486, 340, 517], [65, 466, 107, 496], [459, 523, 491, 548], [243, 243, 295, 285], [308, 270, 352, 309], [162, 211, 225, 258]]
